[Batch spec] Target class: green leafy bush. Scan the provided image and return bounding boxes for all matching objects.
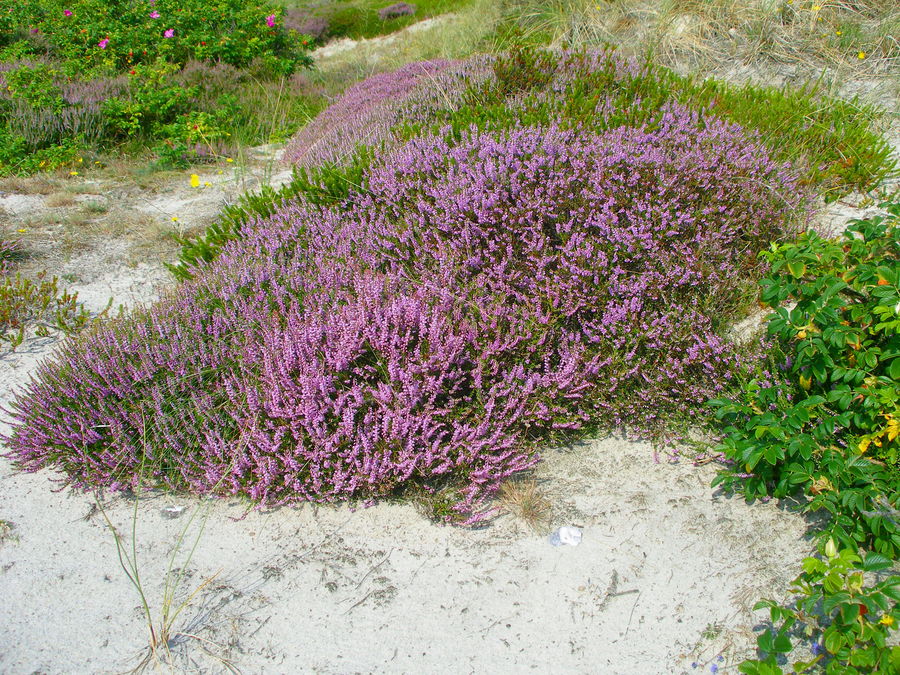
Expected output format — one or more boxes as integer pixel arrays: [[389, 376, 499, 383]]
[[711, 199, 900, 555], [0, 271, 94, 350], [741, 542, 899, 675], [0, 0, 314, 173], [709, 200, 900, 673], [4, 0, 304, 72]]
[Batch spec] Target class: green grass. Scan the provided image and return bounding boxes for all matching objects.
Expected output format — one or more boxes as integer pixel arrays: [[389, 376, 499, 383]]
[[278, 0, 475, 42]]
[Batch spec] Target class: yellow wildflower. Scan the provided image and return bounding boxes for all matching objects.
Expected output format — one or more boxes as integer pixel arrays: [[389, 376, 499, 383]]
[[811, 4, 821, 10], [16, 228, 27, 233], [190, 173, 200, 188], [858, 51, 866, 59], [880, 615, 895, 627], [69, 170, 78, 176], [226, 158, 234, 163], [171, 216, 179, 222]]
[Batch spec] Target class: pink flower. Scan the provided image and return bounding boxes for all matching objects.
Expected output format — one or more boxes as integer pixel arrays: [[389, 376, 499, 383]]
[[98, 37, 109, 49], [266, 14, 276, 28], [149, 10, 159, 18], [163, 28, 174, 38], [63, 9, 73, 16]]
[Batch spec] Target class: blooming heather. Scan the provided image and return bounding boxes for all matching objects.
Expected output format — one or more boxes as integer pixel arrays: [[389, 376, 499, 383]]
[[0, 68, 128, 146], [378, 3, 417, 20], [282, 58, 492, 167], [0, 238, 21, 275], [284, 10, 329, 41], [4, 73, 810, 519]]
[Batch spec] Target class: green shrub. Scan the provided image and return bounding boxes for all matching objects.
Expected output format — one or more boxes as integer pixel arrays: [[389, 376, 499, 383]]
[[0, 0, 315, 173], [5, 0, 306, 73], [741, 542, 899, 675], [711, 199, 900, 555], [709, 200, 900, 674], [0, 271, 95, 350]]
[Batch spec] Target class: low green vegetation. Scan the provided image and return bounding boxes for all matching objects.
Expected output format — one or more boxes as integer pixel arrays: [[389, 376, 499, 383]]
[[0, 0, 317, 174], [279, 0, 473, 44], [711, 200, 900, 673], [0, 269, 95, 350]]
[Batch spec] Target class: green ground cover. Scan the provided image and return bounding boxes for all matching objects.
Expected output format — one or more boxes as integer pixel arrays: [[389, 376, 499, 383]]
[[0, 0, 317, 174]]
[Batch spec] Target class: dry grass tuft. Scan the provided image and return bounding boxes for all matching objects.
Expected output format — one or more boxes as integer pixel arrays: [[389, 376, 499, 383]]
[[0, 176, 58, 196], [0, 519, 15, 544], [498, 477, 552, 531], [503, 0, 899, 103], [44, 192, 78, 208]]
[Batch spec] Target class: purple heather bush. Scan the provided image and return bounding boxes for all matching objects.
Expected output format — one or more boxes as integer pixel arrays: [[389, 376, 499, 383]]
[[282, 57, 492, 167], [0, 238, 21, 276], [284, 9, 329, 41], [378, 3, 417, 21], [3, 96, 810, 518], [0, 65, 128, 146]]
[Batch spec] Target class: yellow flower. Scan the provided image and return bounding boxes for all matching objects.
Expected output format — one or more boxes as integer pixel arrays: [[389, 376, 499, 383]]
[[69, 170, 78, 176], [217, 170, 223, 175], [226, 158, 234, 163], [811, 4, 821, 11], [836, 30, 842, 35], [76, 157, 83, 163], [171, 216, 179, 222], [190, 173, 200, 188], [16, 228, 27, 233], [880, 615, 895, 627], [203, 181, 211, 187], [858, 51, 866, 59]]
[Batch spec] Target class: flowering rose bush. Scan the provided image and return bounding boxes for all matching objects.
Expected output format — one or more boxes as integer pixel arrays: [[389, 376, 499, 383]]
[[2, 0, 306, 72], [3, 89, 810, 517], [0, 0, 314, 172]]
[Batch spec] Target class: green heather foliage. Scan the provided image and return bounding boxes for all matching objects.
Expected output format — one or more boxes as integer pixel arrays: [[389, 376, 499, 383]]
[[168, 149, 373, 281], [0, 0, 314, 172]]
